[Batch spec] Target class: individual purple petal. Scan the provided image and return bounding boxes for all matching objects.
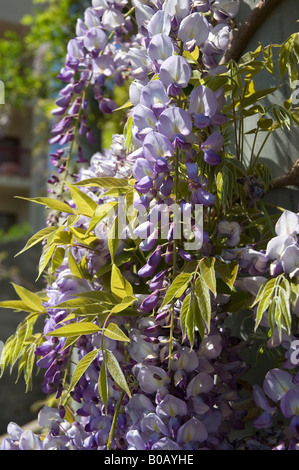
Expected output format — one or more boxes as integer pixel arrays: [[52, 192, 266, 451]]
[[138, 263, 157, 278], [133, 104, 157, 131], [143, 131, 174, 162], [126, 429, 146, 450], [151, 438, 182, 450], [129, 81, 144, 106], [280, 388, 299, 418], [177, 417, 208, 444], [133, 158, 154, 180], [203, 149, 222, 166], [147, 10, 172, 36], [140, 80, 170, 115], [157, 107, 192, 140], [19, 431, 43, 450], [194, 114, 211, 128], [211, 0, 240, 21], [201, 130, 224, 153], [186, 372, 214, 398], [93, 55, 114, 76], [266, 234, 296, 260], [188, 85, 218, 119], [135, 364, 170, 394], [163, 0, 190, 20], [101, 8, 125, 31], [135, 175, 154, 193], [275, 210, 299, 236], [156, 394, 188, 418], [83, 27, 107, 52], [159, 55, 192, 89], [148, 33, 175, 63], [140, 291, 160, 313], [252, 385, 275, 412], [192, 187, 216, 206], [178, 12, 209, 49], [263, 368, 295, 402], [280, 244, 299, 278], [253, 411, 273, 429], [141, 413, 169, 435]]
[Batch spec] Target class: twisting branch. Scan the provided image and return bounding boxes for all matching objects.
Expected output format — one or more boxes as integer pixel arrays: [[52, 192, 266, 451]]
[[270, 159, 299, 189], [221, 0, 284, 63]]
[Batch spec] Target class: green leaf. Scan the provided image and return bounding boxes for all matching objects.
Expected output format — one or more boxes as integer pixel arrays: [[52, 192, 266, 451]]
[[103, 323, 130, 342], [0, 299, 35, 312], [111, 264, 133, 300], [68, 185, 98, 217], [99, 361, 108, 412], [94, 250, 134, 279], [15, 226, 57, 257], [110, 296, 135, 314], [14, 196, 74, 214], [68, 349, 99, 395], [186, 296, 195, 348], [106, 350, 131, 397], [215, 261, 239, 290], [108, 216, 119, 261], [192, 294, 205, 341], [180, 293, 191, 341], [11, 283, 46, 312], [49, 247, 65, 274], [47, 322, 100, 337], [199, 258, 217, 297], [37, 243, 56, 280], [161, 273, 192, 308], [68, 249, 84, 279], [195, 277, 212, 333], [72, 178, 130, 189], [253, 278, 276, 331]]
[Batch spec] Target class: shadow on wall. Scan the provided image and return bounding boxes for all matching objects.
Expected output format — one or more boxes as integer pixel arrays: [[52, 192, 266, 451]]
[[0, 238, 46, 435]]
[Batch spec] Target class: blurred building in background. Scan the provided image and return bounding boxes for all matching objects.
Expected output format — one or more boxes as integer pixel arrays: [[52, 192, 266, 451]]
[[0, 0, 46, 235], [0, 0, 47, 434]]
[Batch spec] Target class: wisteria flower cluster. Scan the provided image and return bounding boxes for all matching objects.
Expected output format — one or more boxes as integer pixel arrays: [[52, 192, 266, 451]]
[[1, 0, 299, 452]]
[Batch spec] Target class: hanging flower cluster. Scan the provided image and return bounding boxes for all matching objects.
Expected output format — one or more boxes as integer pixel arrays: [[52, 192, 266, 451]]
[[1, 0, 299, 452]]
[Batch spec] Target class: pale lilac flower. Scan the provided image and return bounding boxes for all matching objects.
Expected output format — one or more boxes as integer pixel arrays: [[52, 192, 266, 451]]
[[134, 3, 155, 29], [19, 431, 43, 451], [147, 10, 172, 36], [151, 438, 182, 450], [218, 220, 242, 247], [148, 33, 175, 63], [178, 13, 210, 50], [83, 27, 108, 52], [280, 388, 299, 418], [263, 368, 296, 402], [156, 394, 188, 418], [157, 107, 192, 141], [101, 8, 125, 31], [177, 417, 208, 444], [211, 0, 240, 21], [186, 372, 214, 398], [143, 131, 174, 162], [141, 413, 169, 435], [134, 364, 170, 394], [280, 244, 299, 278], [84, 8, 102, 29], [140, 80, 170, 115], [159, 55, 192, 89], [129, 80, 144, 106], [93, 55, 115, 76], [163, 0, 190, 20], [132, 104, 157, 131], [126, 429, 146, 450]]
